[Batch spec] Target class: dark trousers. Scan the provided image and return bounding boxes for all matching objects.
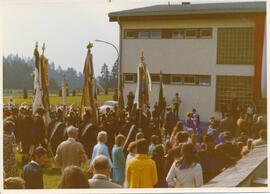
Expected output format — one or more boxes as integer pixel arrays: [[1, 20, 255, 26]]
[[173, 104, 179, 119]]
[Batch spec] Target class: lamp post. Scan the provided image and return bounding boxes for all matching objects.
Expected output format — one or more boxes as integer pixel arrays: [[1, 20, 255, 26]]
[[94, 39, 121, 97]]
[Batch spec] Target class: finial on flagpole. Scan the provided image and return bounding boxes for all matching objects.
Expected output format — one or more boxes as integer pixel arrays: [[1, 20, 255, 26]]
[[87, 42, 93, 52], [140, 48, 144, 63], [42, 43, 46, 55]]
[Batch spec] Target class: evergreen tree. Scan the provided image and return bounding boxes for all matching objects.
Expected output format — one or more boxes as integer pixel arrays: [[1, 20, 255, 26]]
[[100, 63, 110, 94], [110, 61, 118, 89]]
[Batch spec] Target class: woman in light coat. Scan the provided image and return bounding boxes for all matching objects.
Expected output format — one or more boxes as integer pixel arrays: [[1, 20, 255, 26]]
[[166, 143, 203, 188]]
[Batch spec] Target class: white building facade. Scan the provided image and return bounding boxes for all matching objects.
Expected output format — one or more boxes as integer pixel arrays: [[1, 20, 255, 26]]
[[109, 1, 266, 122]]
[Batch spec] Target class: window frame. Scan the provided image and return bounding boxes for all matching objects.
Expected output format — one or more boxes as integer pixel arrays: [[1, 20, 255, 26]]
[[183, 75, 196, 85], [198, 75, 211, 86], [138, 31, 150, 39], [124, 73, 136, 83], [185, 29, 199, 39], [124, 30, 138, 39], [199, 28, 212, 39], [172, 29, 185, 39], [171, 75, 184, 84]]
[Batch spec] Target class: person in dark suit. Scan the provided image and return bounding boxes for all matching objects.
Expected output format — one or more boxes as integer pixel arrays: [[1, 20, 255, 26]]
[[22, 146, 48, 189], [164, 106, 177, 137], [219, 112, 235, 135], [32, 108, 46, 149]]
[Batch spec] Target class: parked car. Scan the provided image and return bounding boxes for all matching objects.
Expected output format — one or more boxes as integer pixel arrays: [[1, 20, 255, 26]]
[[99, 100, 118, 114]]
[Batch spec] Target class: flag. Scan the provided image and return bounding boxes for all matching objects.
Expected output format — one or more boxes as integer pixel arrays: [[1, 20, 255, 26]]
[[134, 49, 152, 112], [32, 43, 51, 130], [80, 42, 98, 125], [33, 42, 39, 95], [158, 71, 164, 116]]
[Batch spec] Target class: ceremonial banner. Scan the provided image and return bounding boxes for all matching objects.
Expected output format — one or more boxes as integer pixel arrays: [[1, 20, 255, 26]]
[[32, 43, 51, 130], [80, 43, 98, 125], [134, 49, 152, 112]]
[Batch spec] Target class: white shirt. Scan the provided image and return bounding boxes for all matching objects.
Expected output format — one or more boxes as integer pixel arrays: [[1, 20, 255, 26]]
[[166, 162, 203, 188]]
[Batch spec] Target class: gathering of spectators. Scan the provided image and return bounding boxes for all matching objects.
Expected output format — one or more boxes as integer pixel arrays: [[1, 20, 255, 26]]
[[3, 92, 267, 189]]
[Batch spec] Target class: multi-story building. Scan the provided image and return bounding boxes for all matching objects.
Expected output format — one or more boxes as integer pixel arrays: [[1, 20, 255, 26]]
[[109, 1, 266, 122]]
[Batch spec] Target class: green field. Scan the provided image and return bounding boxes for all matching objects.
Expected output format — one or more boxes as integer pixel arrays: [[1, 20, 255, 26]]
[[3, 94, 113, 107]]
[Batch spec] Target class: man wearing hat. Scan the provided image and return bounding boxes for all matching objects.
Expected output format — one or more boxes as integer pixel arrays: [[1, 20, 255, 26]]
[[54, 125, 87, 172]]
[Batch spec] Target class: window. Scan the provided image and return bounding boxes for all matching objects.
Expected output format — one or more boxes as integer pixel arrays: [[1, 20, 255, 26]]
[[124, 28, 213, 39], [172, 30, 185, 39], [198, 75, 211, 86], [150, 31, 162, 39], [125, 30, 138, 39], [200, 28, 212, 39], [162, 29, 172, 39], [150, 74, 160, 82], [138, 31, 150, 39], [183, 75, 195, 85], [215, 76, 254, 111], [217, 28, 255, 64], [185, 29, 199, 39], [171, 75, 183, 84], [163, 74, 171, 84], [124, 74, 136, 82]]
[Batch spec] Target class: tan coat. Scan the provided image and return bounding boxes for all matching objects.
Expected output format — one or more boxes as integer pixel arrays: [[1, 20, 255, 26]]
[[54, 138, 87, 171]]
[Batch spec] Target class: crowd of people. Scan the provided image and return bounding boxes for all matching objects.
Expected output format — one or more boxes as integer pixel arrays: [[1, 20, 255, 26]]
[[3, 92, 267, 189]]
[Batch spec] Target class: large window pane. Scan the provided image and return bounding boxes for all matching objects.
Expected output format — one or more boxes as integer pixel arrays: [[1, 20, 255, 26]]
[[217, 28, 255, 64]]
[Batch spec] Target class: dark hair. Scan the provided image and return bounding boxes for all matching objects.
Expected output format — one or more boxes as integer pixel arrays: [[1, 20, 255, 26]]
[[176, 131, 189, 143], [172, 144, 183, 158], [176, 143, 198, 170], [136, 139, 149, 154], [32, 146, 47, 159], [152, 144, 164, 160], [58, 166, 89, 188], [152, 144, 165, 168]]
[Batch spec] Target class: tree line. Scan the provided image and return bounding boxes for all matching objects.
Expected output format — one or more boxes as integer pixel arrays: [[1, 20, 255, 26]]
[[3, 54, 118, 92]]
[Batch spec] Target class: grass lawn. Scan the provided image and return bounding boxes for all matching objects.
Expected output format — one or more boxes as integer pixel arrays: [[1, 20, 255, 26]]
[[3, 94, 113, 107]]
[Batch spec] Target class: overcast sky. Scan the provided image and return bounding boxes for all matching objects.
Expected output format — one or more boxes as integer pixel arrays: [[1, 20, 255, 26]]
[[2, 0, 261, 75]]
